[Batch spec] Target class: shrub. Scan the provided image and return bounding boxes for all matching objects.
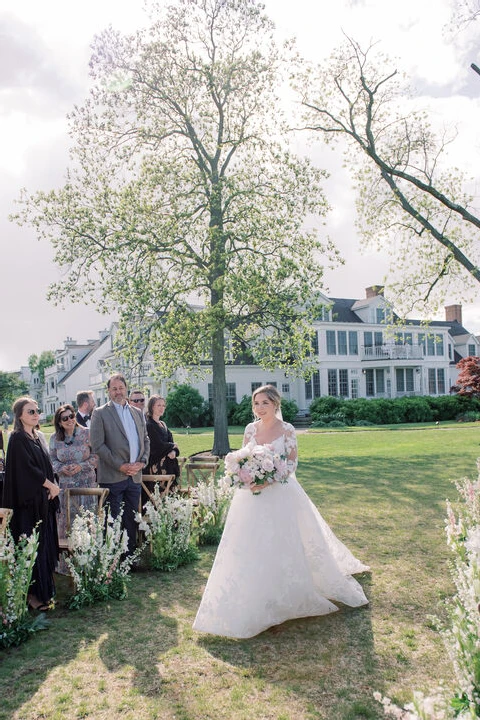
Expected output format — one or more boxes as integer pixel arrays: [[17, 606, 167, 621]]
[[230, 395, 254, 426], [280, 398, 299, 424], [164, 385, 205, 428]]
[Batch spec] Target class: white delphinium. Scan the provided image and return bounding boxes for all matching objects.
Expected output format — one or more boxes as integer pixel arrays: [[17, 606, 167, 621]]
[[193, 476, 234, 545]]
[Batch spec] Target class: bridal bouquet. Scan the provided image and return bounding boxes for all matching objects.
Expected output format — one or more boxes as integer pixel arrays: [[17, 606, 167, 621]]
[[223, 441, 289, 495]]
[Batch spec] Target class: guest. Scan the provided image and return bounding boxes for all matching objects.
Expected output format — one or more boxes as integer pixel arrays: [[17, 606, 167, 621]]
[[129, 389, 146, 414], [144, 395, 180, 502], [2, 397, 60, 611], [1, 411, 9, 432], [90, 374, 150, 556], [49, 404, 97, 571], [76, 390, 96, 428]]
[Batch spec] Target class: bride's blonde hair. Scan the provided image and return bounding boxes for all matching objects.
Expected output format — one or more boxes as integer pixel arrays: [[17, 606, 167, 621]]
[[251, 384, 282, 418]]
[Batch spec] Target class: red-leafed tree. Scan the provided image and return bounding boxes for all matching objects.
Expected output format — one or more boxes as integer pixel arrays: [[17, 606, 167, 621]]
[[453, 357, 480, 396]]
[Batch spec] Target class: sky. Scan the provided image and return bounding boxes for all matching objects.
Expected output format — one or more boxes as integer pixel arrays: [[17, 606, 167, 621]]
[[1, 0, 479, 371]]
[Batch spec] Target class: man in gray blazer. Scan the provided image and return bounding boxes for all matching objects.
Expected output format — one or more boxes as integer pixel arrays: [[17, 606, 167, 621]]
[[90, 373, 150, 556]]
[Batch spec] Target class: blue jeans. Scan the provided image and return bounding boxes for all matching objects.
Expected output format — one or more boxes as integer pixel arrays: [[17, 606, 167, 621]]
[[100, 476, 141, 556]]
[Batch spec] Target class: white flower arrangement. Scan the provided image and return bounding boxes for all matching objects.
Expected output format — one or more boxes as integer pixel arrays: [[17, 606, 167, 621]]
[[0, 526, 46, 647], [223, 441, 289, 495], [136, 486, 198, 571], [192, 475, 234, 545], [375, 462, 480, 719], [66, 507, 140, 609]]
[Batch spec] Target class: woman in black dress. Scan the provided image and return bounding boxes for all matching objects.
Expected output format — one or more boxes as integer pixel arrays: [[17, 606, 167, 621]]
[[3, 397, 60, 611], [144, 395, 180, 500]]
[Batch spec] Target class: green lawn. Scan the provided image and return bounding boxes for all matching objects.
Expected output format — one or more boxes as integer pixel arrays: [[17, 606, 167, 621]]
[[1, 424, 479, 720]]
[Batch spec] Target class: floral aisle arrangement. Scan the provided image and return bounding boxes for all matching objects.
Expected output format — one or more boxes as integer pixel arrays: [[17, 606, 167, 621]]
[[0, 526, 47, 648], [222, 441, 289, 495], [375, 464, 480, 720], [136, 487, 198, 571], [66, 507, 140, 609], [192, 476, 234, 545]]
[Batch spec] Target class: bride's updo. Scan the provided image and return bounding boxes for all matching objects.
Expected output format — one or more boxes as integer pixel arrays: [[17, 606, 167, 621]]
[[251, 384, 282, 416]]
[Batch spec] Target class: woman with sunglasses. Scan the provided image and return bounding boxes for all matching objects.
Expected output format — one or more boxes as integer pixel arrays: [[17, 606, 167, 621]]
[[49, 404, 97, 571], [2, 397, 60, 611]]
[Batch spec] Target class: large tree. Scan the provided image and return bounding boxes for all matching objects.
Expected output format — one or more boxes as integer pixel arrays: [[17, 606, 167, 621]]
[[14, 0, 334, 455], [0, 372, 29, 415], [28, 351, 55, 384], [452, 356, 480, 397], [293, 36, 480, 316]]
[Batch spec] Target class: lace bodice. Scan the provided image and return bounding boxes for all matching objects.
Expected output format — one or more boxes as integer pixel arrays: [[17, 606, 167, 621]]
[[243, 421, 298, 475]]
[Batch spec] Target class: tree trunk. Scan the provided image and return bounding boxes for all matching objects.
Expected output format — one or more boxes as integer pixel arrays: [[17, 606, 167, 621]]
[[211, 325, 230, 457]]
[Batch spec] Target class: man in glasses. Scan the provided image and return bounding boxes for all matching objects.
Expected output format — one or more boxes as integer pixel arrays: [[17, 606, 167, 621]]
[[129, 390, 146, 414], [90, 374, 150, 557], [76, 390, 96, 428]]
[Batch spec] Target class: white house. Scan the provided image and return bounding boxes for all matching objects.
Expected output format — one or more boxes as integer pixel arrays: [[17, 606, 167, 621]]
[[35, 287, 480, 415]]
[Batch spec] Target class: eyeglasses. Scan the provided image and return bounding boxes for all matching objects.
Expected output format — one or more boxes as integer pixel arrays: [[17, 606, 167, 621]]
[[60, 413, 75, 422], [130, 398, 145, 404], [26, 409, 41, 415]]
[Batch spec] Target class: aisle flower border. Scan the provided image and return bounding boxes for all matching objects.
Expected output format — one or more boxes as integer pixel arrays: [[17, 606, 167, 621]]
[[192, 475, 234, 545], [0, 525, 48, 648], [66, 506, 141, 609], [136, 487, 198, 571], [375, 460, 480, 719]]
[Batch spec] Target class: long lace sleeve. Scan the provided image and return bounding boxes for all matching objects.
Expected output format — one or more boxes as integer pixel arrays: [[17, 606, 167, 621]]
[[243, 423, 256, 447], [283, 423, 298, 474]]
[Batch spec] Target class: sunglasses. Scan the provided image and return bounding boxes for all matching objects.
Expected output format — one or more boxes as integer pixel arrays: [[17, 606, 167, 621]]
[[60, 413, 75, 422], [130, 398, 145, 403], [26, 409, 41, 415]]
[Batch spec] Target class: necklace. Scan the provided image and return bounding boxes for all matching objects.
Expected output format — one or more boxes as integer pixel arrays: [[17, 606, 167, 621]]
[[64, 430, 76, 446]]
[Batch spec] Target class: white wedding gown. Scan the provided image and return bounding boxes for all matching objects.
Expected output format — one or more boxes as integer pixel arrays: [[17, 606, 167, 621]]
[[193, 421, 369, 639]]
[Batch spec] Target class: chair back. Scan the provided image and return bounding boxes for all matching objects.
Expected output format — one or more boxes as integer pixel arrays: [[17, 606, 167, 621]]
[[65, 487, 110, 533], [0, 508, 12, 537], [184, 458, 220, 494], [140, 474, 176, 509]]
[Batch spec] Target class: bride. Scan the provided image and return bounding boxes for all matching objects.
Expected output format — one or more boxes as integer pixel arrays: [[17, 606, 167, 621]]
[[193, 384, 369, 639]]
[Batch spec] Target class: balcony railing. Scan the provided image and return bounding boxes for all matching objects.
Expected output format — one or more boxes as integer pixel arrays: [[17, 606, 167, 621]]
[[362, 344, 424, 361]]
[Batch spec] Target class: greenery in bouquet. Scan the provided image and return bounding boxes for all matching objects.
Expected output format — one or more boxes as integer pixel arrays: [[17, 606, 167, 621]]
[[375, 461, 480, 719], [66, 507, 140, 609], [0, 526, 48, 648], [136, 487, 198, 571], [192, 475, 234, 545]]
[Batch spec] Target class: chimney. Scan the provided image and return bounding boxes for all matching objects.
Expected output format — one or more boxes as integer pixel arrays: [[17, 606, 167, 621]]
[[366, 285, 384, 299], [445, 304, 462, 325]]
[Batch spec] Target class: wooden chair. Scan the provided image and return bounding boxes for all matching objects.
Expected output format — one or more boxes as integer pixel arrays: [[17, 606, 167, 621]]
[[58, 487, 110, 553], [0, 508, 13, 536], [139, 474, 176, 511], [180, 459, 220, 496]]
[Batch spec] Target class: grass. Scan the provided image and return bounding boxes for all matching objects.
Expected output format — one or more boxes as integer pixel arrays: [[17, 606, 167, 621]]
[[1, 423, 479, 719]]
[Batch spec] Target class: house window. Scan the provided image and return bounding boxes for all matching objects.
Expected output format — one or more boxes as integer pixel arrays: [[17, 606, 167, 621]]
[[339, 369, 349, 397], [208, 383, 237, 402], [365, 369, 375, 397], [348, 331, 358, 355], [437, 369, 445, 394], [428, 369, 437, 394], [326, 330, 336, 355], [311, 332, 319, 355], [418, 333, 425, 353], [396, 368, 414, 393], [351, 377, 359, 399], [448, 344, 452, 360], [338, 331, 348, 355], [305, 371, 320, 400], [427, 335, 435, 356], [376, 307, 386, 324], [366, 369, 384, 396], [282, 383, 290, 395], [374, 332, 383, 347], [436, 335, 444, 356], [251, 382, 262, 392], [327, 369, 338, 396], [364, 332, 372, 349], [468, 344, 476, 357]]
